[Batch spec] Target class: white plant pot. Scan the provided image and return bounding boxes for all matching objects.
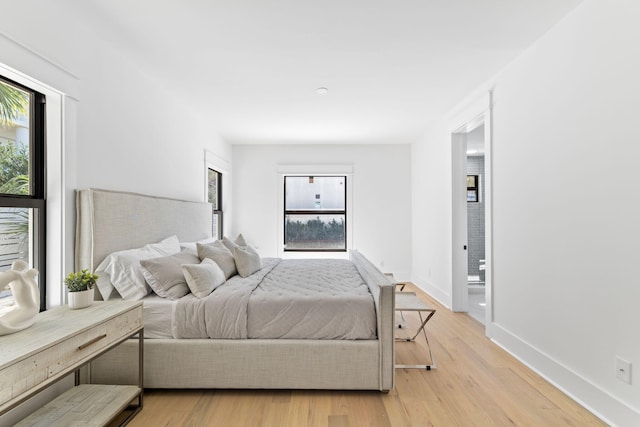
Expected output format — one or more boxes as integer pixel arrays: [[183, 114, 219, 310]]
[[68, 289, 93, 309]]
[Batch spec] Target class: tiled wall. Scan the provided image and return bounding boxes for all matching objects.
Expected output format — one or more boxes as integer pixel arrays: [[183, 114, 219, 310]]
[[467, 156, 485, 282]]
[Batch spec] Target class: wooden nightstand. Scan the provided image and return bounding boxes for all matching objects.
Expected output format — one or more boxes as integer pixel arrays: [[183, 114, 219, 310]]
[[0, 301, 143, 426]]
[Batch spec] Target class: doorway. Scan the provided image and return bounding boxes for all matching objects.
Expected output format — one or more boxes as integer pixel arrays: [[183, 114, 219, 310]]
[[451, 111, 492, 334], [465, 125, 486, 323]]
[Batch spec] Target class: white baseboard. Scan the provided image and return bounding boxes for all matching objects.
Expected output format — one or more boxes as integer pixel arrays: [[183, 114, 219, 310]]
[[410, 276, 451, 310], [491, 323, 640, 427]]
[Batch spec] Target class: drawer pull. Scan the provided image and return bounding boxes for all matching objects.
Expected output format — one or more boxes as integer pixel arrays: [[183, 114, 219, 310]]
[[78, 334, 107, 350]]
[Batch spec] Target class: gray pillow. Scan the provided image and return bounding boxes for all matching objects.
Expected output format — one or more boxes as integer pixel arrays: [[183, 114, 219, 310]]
[[197, 240, 237, 279], [182, 258, 226, 298], [221, 234, 247, 253], [179, 236, 217, 255], [140, 251, 200, 299], [233, 245, 262, 278]]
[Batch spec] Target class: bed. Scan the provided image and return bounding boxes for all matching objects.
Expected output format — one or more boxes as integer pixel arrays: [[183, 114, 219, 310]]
[[75, 188, 395, 391]]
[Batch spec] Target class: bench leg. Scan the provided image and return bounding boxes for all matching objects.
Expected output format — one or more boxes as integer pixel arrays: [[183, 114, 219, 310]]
[[395, 309, 436, 370]]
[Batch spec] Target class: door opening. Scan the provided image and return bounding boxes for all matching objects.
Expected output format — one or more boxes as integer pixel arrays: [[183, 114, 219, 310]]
[[465, 125, 486, 324], [451, 109, 492, 335]]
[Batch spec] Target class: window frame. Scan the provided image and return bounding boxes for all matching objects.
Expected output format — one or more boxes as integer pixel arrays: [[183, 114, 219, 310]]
[[283, 175, 347, 252], [0, 75, 47, 311], [207, 167, 223, 240]]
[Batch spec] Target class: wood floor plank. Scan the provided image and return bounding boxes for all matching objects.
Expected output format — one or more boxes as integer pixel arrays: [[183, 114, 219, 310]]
[[380, 389, 411, 427], [126, 283, 606, 427]]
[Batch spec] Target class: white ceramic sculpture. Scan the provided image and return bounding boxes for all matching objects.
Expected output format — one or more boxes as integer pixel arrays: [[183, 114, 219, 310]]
[[0, 260, 40, 336]]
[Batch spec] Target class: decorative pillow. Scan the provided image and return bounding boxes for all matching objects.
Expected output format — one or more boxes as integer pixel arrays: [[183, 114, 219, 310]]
[[221, 234, 247, 253], [197, 240, 237, 279], [139, 252, 200, 299], [180, 236, 217, 255], [95, 235, 180, 301], [182, 258, 226, 298], [235, 233, 248, 247], [233, 245, 262, 278]]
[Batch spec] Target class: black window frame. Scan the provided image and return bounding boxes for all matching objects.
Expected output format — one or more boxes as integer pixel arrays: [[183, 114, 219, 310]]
[[207, 167, 223, 239], [283, 175, 347, 252], [0, 75, 46, 311]]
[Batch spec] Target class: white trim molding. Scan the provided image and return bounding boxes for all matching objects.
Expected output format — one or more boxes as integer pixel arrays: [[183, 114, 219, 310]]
[[492, 324, 640, 427], [277, 164, 354, 175], [0, 61, 69, 309], [0, 31, 80, 100]]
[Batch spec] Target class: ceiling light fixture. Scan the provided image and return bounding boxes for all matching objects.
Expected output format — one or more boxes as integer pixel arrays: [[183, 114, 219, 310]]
[[316, 87, 328, 95]]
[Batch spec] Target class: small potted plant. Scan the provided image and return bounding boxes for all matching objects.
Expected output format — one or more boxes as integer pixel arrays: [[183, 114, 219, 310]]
[[64, 270, 98, 309]]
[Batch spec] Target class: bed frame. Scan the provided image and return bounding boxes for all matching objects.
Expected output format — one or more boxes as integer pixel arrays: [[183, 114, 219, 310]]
[[75, 188, 395, 391]]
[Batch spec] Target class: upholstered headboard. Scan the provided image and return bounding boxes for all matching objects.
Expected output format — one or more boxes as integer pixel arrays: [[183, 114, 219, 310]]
[[75, 189, 213, 272]]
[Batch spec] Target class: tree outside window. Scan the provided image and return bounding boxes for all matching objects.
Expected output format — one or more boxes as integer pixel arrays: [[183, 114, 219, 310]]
[[284, 176, 346, 251], [0, 76, 46, 314]]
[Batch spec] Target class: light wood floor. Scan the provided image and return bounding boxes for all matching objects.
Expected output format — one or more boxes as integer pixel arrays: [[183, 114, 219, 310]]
[[124, 283, 606, 427]]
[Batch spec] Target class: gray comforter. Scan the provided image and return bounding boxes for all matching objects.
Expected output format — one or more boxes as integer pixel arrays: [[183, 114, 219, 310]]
[[173, 258, 377, 340]]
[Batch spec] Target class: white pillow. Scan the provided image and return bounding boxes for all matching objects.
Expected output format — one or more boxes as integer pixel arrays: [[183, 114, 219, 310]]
[[182, 258, 226, 298], [95, 235, 180, 301]]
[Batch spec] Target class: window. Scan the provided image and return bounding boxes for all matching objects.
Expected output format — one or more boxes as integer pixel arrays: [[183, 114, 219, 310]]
[[284, 176, 346, 251], [208, 168, 223, 239], [467, 175, 479, 202], [0, 76, 46, 314]]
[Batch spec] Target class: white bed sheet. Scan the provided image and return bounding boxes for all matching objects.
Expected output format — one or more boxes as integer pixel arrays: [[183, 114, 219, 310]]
[[142, 294, 176, 339]]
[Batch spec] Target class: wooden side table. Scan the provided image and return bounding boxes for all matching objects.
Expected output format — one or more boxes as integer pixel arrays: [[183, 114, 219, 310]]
[[395, 291, 436, 370], [0, 301, 143, 426]]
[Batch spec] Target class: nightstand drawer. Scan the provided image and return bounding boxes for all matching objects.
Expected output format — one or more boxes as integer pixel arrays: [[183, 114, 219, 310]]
[[48, 304, 142, 376], [0, 303, 142, 408]]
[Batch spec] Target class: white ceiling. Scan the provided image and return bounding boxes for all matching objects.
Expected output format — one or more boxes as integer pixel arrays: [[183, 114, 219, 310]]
[[82, 0, 582, 145]]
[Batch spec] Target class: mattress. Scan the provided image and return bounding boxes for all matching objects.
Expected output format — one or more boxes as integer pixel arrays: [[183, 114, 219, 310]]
[[141, 294, 175, 339], [172, 258, 377, 340]]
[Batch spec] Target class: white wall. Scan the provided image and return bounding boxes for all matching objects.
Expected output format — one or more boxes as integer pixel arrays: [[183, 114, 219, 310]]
[[0, 0, 231, 272], [0, 4, 231, 423], [233, 144, 412, 279], [411, 1, 640, 425], [73, 37, 231, 201], [2, 1, 231, 198]]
